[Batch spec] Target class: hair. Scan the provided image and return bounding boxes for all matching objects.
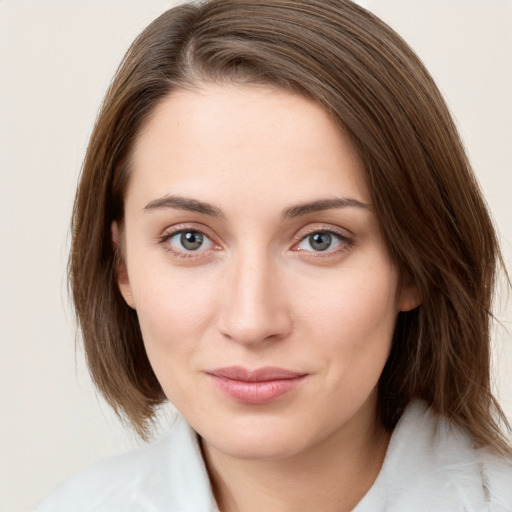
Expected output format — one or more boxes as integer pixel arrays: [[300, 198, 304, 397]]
[[70, 0, 511, 453]]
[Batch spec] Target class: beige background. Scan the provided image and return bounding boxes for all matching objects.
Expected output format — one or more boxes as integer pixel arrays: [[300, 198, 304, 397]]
[[0, 1, 510, 511]]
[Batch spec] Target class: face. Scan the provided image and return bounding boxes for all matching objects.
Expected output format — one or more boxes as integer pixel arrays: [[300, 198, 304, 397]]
[[115, 84, 417, 461]]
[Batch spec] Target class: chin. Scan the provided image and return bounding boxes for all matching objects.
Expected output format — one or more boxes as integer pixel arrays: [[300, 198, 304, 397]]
[[198, 412, 320, 461], [208, 432, 306, 461]]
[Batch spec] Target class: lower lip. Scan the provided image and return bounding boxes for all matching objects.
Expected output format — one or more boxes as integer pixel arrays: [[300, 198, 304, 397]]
[[207, 374, 306, 405]]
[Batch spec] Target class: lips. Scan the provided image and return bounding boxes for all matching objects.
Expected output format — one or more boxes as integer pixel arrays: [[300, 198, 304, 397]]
[[205, 366, 307, 405]]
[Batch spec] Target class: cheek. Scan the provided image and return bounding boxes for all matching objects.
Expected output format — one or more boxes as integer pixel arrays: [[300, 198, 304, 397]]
[[130, 265, 220, 407], [299, 264, 399, 421], [302, 261, 398, 330], [128, 259, 218, 358], [298, 261, 399, 376]]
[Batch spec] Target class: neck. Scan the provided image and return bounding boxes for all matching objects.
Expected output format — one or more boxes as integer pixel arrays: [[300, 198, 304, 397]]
[[201, 404, 390, 512]]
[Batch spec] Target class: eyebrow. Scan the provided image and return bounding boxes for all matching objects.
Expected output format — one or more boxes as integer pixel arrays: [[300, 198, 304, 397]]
[[281, 197, 370, 220], [143, 194, 370, 219], [144, 195, 224, 217]]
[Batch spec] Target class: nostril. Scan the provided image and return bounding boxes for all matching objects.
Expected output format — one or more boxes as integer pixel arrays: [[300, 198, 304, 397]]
[[218, 306, 293, 346]]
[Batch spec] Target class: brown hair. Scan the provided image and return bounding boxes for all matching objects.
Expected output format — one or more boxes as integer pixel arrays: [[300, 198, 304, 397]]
[[70, 0, 511, 452]]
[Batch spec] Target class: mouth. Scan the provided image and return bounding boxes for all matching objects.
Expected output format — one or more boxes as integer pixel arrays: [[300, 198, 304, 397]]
[[205, 366, 308, 405]]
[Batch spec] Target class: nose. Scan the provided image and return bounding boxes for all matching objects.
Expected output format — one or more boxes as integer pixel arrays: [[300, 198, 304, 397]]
[[217, 250, 293, 347]]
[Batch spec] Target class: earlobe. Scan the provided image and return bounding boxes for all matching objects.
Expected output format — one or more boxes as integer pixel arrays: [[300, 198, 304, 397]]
[[111, 221, 136, 310], [398, 276, 422, 312]]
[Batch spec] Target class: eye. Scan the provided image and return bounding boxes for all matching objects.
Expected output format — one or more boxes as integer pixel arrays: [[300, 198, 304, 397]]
[[166, 229, 214, 253], [304, 232, 335, 251], [294, 230, 351, 253]]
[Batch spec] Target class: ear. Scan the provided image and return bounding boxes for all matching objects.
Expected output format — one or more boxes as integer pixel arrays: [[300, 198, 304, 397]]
[[111, 221, 136, 309], [398, 274, 422, 312]]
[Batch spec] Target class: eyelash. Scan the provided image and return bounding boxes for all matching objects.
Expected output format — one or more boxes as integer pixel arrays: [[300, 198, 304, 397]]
[[157, 224, 220, 260], [157, 224, 354, 260], [291, 226, 354, 257]]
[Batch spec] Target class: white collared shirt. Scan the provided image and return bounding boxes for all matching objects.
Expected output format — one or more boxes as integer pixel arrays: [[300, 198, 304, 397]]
[[35, 401, 512, 511]]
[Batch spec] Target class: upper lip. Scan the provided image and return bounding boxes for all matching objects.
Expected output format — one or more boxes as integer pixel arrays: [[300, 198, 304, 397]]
[[206, 366, 307, 382]]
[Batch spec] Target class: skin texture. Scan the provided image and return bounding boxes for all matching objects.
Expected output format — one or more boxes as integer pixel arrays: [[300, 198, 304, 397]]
[[114, 84, 420, 511]]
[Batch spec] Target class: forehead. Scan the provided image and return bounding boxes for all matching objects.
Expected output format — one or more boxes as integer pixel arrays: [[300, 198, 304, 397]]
[[127, 84, 370, 211]]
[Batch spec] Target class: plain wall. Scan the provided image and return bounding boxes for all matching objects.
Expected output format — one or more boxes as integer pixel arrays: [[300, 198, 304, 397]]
[[0, 1, 510, 511]]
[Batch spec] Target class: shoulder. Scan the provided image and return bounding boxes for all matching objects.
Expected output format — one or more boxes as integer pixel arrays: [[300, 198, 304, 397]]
[[477, 444, 512, 511], [34, 415, 217, 512], [356, 401, 512, 512]]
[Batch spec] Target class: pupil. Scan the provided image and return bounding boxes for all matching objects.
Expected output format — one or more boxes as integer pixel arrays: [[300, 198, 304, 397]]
[[181, 231, 203, 250], [310, 232, 331, 251]]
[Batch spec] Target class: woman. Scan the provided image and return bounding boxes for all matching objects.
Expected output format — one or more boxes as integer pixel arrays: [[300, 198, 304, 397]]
[[37, 0, 512, 510]]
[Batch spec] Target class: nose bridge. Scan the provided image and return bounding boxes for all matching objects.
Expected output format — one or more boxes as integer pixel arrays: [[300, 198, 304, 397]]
[[218, 244, 291, 345]]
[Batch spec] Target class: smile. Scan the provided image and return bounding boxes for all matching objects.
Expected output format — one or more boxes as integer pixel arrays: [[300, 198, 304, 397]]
[[205, 366, 308, 405]]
